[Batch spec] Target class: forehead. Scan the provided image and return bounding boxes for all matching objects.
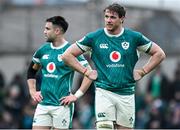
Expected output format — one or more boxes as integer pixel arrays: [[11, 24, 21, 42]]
[[104, 9, 119, 17], [45, 22, 53, 28]]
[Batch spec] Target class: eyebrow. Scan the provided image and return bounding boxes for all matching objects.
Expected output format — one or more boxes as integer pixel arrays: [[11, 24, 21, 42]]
[[45, 26, 50, 30], [104, 14, 117, 18]]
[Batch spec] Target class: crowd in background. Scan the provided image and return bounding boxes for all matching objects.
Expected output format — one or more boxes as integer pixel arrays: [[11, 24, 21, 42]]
[[0, 60, 179, 129]]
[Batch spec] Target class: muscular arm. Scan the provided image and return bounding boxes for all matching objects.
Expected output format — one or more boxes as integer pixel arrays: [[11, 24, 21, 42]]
[[60, 65, 93, 105], [27, 62, 43, 102], [60, 78, 93, 106], [78, 65, 93, 93], [134, 42, 166, 81], [143, 42, 166, 73], [62, 44, 86, 74], [61, 43, 97, 80], [60, 44, 97, 105]]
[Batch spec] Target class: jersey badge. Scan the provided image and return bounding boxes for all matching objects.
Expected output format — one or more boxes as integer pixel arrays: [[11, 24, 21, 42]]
[[129, 117, 134, 125], [42, 54, 49, 59], [46, 62, 56, 73], [62, 119, 67, 126], [110, 51, 121, 62], [121, 42, 129, 50]]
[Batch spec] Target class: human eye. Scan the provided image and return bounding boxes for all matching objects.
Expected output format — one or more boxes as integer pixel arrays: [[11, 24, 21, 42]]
[[104, 15, 109, 18], [111, 16, 117, 19], [45, 27, 50, 30]]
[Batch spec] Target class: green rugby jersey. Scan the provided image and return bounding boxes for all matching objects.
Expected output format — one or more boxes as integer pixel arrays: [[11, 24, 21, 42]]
[[32, 41, 88, 106], [77, 28, 152, 95]]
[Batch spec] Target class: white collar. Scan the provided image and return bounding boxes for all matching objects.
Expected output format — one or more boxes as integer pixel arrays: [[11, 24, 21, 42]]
[[104, 27, 124, 37], [50, 41, 68, 49]]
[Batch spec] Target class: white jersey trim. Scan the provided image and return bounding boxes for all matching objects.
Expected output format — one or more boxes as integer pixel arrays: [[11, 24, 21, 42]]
[[50, 41, 68, 49], [104, 28, 124, 37], [137, 42, 152, 52], [33, 57, 40, 63], [76, 42, 91, 52]]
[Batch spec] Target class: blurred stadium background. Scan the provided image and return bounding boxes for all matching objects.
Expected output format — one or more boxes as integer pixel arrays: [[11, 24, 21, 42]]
[[0, 0, 180, 129]]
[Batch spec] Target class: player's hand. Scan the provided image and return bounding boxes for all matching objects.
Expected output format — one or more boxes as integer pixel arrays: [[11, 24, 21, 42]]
[[31, 91, 43, 103], [85, 69, 98, 80], [60, 95, 77, 106], [133, 69, 146, 81]]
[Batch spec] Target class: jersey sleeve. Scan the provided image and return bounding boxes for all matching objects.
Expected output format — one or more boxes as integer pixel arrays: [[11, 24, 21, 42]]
[[32, 51, 41, 64], [32, 45, 44, 64], [76, 34, 93, 52], [137, 33, 152, 53]]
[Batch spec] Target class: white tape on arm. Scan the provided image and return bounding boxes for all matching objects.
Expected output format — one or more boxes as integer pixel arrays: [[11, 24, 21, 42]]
[[74, 89, 84, 99]]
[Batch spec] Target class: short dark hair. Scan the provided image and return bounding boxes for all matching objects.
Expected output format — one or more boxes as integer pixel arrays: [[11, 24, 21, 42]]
[[46, 16, 68, 33], [104, 3, 126, 18]]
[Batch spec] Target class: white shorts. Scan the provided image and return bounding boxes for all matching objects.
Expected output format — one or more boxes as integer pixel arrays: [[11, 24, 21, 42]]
[[95, 88, 135, 128], [33, 104, 74, 129]]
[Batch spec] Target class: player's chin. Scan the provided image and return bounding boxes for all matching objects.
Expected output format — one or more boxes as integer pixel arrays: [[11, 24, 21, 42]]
[[106, 26, 113, 31], [44, 36, 48, 40], [45, 37, 52, 42], [106, 28, 113, 32]]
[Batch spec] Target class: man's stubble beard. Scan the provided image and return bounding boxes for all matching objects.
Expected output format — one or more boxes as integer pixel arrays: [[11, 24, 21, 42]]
[[46, 38, 54, 43]]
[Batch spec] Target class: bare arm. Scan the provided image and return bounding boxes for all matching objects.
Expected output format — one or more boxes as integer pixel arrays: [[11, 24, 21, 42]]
[[62, 44, 86, 74], [61, 43, 97, 80], [78, 66, 94, 94], [134, 42, 166, 81], [27, 62, 43, 102], [27, 79, 42, 102], [60, 65, 95, 105], [61, 44, 97, 105], [143, 42, 166, 73]]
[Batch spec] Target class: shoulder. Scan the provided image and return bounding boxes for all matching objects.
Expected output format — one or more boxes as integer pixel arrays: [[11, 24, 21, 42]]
[[124, 28, 142, 38], [63, 42, 71, 50], [86, 28, 104, 38], [33, 42, 50, 56], [38, 42, 51, 50]]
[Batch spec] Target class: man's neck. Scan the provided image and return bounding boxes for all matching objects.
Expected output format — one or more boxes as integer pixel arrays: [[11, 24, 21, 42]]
[[108, 26, 122, 35], [104, 27, 124, 37], [53, 38, 66, 47]]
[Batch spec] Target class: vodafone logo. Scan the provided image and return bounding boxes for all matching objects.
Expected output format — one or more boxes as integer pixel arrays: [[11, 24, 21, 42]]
[[46, 62, 56, 73], [110, 51, 121, 62]]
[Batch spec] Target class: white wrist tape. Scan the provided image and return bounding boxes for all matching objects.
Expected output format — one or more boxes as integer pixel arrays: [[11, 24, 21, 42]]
[[74, 89, 84, 99]]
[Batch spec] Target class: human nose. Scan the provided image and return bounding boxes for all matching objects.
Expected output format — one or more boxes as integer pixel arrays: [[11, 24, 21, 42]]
[[44, 30, 47, 34], [106, 17, 112, 23]]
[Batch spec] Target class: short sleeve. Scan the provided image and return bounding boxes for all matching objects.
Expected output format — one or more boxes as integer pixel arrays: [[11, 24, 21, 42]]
[[137, 34, 152, 53], [32, 44, 45, 64], [76, 33, 94, 52]]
